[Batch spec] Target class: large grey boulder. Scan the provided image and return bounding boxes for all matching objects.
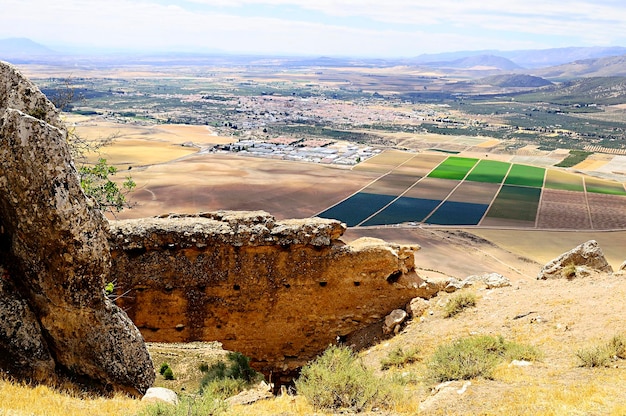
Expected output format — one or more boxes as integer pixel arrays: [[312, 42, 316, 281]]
[[0, 61, 154, 395], [537, 240, 613, 280]]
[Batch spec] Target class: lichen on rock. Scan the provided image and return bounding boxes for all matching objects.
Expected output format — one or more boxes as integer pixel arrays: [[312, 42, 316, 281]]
[[0, 60, 154, 395]]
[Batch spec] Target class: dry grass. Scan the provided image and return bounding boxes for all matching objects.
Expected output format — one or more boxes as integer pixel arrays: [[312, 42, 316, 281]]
[[0, 378, 141, 416]]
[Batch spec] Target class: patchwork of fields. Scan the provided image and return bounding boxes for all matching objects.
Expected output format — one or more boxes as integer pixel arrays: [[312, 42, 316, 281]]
[[319, 150, 626, 230]]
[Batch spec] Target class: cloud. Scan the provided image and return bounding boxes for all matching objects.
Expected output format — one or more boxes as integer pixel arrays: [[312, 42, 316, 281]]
[[2, 0, 626, 55]]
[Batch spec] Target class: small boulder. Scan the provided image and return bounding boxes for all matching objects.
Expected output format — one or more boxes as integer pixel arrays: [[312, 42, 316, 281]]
[[142, 387, 179, 406], [383, 309, 407, 335], [537, 240, 613, 280], [406, 297, 430, 319], [479, 272, 511, 289]]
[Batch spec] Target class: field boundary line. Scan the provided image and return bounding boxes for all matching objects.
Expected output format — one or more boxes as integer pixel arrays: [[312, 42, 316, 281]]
[[313, 152, 419, 218], [354, 154, 426, 226], [421, 159, 480, 224], [582, 176, 594, 230], [477, 163, 513, 226], [534, 168, 548, 228]]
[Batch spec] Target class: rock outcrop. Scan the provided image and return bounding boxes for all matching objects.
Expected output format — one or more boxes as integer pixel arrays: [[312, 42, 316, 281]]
[[537, 240, 613, 280], [0, 61, 154, 395], [109, 213, 432, 380]]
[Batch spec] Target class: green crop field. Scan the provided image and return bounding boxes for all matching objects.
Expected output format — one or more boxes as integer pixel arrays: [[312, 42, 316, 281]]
[[427, 156, 478, 180], [585, 177, 626, 195], [485, 185, 542, 222], [465, 160, 510, 184], [504, 164, 545, 188]]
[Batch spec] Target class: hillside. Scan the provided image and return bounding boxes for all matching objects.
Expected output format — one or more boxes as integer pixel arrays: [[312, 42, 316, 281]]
[[514, 76, 626, 105], [533, 54, 626, 79], [423, 54, 521, 71], [477, 73, 553, 88], [0, 38, 58, 61], [2, 228, 626, 415]]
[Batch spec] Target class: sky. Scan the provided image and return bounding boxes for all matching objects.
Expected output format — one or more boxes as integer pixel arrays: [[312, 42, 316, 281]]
[[3, 0, 626, 57]]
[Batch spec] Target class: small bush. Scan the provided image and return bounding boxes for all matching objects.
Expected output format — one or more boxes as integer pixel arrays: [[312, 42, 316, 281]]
[[444, 292, 477, 318], [159, 363, 170, 375], [163, 367, 175, 380], [562, 263, 577, 279], [380, 346, 421, 370], [295, 345, 391, 412], [608, 334, 626, 359], [199, 352, 262, 398], [198, 363, 209, 373], [428, 335, 540, 383], [577, 335, 626, 368]]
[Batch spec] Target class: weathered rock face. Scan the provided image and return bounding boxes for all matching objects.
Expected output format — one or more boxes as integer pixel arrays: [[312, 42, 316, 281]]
[[0, 61, 154, 395], [537, 240, 613, 280], [109, 212, 431, 378]]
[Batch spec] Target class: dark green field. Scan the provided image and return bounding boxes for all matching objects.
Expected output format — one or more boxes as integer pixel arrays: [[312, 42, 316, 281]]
[[484, 185, 542, 222], [504, 164, 545, 188]]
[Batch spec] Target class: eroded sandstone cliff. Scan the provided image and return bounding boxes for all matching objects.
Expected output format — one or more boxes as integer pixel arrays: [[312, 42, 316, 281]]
[[0, 61, 154, 395], [110, 212, 433, 379]]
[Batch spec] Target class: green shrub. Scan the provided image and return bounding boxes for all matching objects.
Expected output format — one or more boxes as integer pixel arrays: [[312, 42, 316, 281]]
[[295, 345, 391, 412], [199, 352, 262, 398], [138, 393, 227, 416], [577, 335, 626, 368], [159, 363, 170, 375], [428, 335, 540, 383], [163, 367, 175, 380], [444, 292, 477, 318], [380, 346, 421, 370]]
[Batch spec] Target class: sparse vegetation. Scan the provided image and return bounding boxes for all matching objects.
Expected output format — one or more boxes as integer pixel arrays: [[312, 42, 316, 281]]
[[380, 346, 421, 370], [138, 392, 227, 416], [295, 345, 392, 412], [577, 334, 626, 368], [199, 352, 262, 398], [444, 292, 477, 318], [562, 262, 578, 279], [78, 157, 136, 214], [427, 335, 541, 383]]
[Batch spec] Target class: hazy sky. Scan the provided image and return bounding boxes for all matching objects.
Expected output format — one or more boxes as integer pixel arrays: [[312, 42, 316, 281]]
[[3, 0, 626, 56]]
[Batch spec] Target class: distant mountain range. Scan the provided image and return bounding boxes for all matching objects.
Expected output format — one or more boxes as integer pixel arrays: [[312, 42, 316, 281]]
[[411, 46, 626, 69], [2, 38, 626, 81], [0, 38, 58, 60]]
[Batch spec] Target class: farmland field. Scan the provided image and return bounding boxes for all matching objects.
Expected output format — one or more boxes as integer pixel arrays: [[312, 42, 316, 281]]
[[537, 189, 591, 229], [427, 156, 478, 180], [92, 131, 626, 230], [585, 177, 626, 195], [503, 164, 545, 187], [317, 192, 396, 227], [361, 197, 440, 226], [544, 170, 585, 192], [425, 201, 489, 225], [465, 159, 510, 184], [483, 185, 542, 223]]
